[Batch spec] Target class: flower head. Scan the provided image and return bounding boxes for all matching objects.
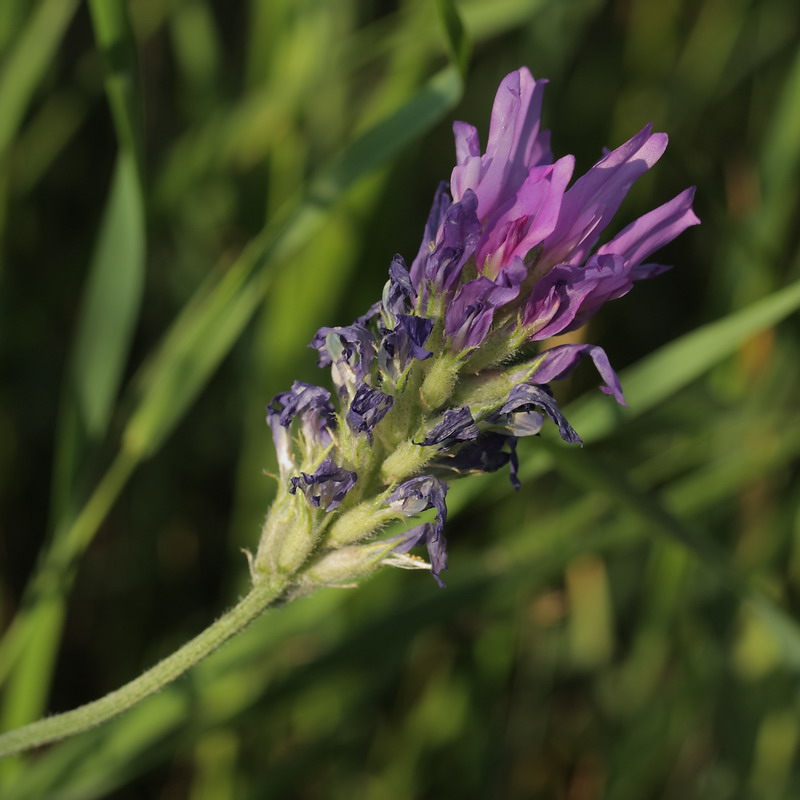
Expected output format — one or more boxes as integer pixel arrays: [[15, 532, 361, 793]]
[[256, 67, 699, 592]]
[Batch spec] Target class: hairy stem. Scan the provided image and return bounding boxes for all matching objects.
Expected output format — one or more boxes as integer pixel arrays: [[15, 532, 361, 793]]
[[0, 579, 286, 759]]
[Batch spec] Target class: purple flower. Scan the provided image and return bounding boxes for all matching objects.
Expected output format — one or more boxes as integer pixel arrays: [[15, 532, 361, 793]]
[[416, 406, 480, 447], [451, 69, 553, 221], [346, 384, 394, 440], [535, 125, 669, 273], [523, 189, 700, 340], [409, 188, 481, 300], [388, 476, 449, 586], [444, 259, 526, 350], [523, 254, 635, 339], [310, 323, 376, 399], [442, 67, 698, 346], [262, 66, 699, 592], [379, 314, 434, 380], [289, 458, 357, 512], [475, 157, 573, 278], [439, 432, 521, 490], [448, 68, 572, 278], [490, 384, 581, 444], [266, 381, 336, 476], [530, 344, 626, 406], [595, 186, 700, 272]]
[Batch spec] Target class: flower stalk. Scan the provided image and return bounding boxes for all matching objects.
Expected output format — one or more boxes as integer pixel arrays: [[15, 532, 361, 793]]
[[0, 579, 288, 759]]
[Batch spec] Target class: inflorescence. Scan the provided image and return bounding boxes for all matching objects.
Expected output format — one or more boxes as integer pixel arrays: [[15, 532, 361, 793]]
[[252, 67, 699, 593]]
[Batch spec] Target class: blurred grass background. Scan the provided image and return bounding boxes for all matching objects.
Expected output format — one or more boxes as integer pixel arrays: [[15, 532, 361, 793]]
[[1, 0, 799, 797]]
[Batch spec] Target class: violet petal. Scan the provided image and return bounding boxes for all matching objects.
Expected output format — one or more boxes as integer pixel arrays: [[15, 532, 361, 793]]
[[597, 186, 700, 267], [530, 343, 627, 406], [540, 125, 669, 269]]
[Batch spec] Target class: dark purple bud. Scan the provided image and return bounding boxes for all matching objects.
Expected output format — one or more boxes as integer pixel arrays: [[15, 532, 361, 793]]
[[388, 475, 449, 586], [268, 381, 335, 435], [289, 458, 357, 512], [417, 406, 480, 447], [389, 475, 449, 520], [379, 314, 434, 380], [356, 301, 383, 327], [444, 293, 494, 351], [266, 382, 336, 472], [383, 255, 417, 317], [392, 523, 448, 588], [438, 433, 521, 489], [409, 181, 452, 289], [346, 384, 394, 440], [441, 431, 508, 471], [492, 383, 582, 444], [309, 323, 376, 398], [409, 188, 482, 299]]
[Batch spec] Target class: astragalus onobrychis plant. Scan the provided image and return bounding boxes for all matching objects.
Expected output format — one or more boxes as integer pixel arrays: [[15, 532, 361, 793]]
[[0, 67, 698, 757], [256, 66, 699, 591]]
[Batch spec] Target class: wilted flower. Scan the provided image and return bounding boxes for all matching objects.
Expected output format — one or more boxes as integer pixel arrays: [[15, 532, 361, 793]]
[[254, 67, 699, 593]]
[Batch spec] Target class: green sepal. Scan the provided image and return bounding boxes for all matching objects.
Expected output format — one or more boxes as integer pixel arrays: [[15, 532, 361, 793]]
[[380, 439, 436, 485], [298, 539, 402, 589], [326, 497, 399, 547], [452, 353, 547, 417], [253, 491, 315, 580], [420, 353, 462, 411]]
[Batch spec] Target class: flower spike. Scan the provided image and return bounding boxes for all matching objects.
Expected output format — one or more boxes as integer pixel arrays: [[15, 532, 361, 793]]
[[258, 67, 698, 590]]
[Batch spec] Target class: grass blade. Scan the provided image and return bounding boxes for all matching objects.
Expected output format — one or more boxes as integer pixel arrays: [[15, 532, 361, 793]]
[[70, 152, 145, 438], [544, 441, 800, 670], [436, 0, 471, 79], [0, 0, 79, 157]]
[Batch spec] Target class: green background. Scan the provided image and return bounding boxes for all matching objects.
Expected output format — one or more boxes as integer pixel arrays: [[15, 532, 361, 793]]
[[1, 0, 800, 797]]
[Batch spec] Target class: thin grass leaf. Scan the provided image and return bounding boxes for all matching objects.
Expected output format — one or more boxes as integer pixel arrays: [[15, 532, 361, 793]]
[[543, 441, 800, 670], [0, 1, 29, 53], [69, 152, 145, 438], [0, 0, 79, 157], [435, 0, 471, 79], [169, 0, 222, 117], [758, 42, 800, 257], [87, 0, 144, 172]]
